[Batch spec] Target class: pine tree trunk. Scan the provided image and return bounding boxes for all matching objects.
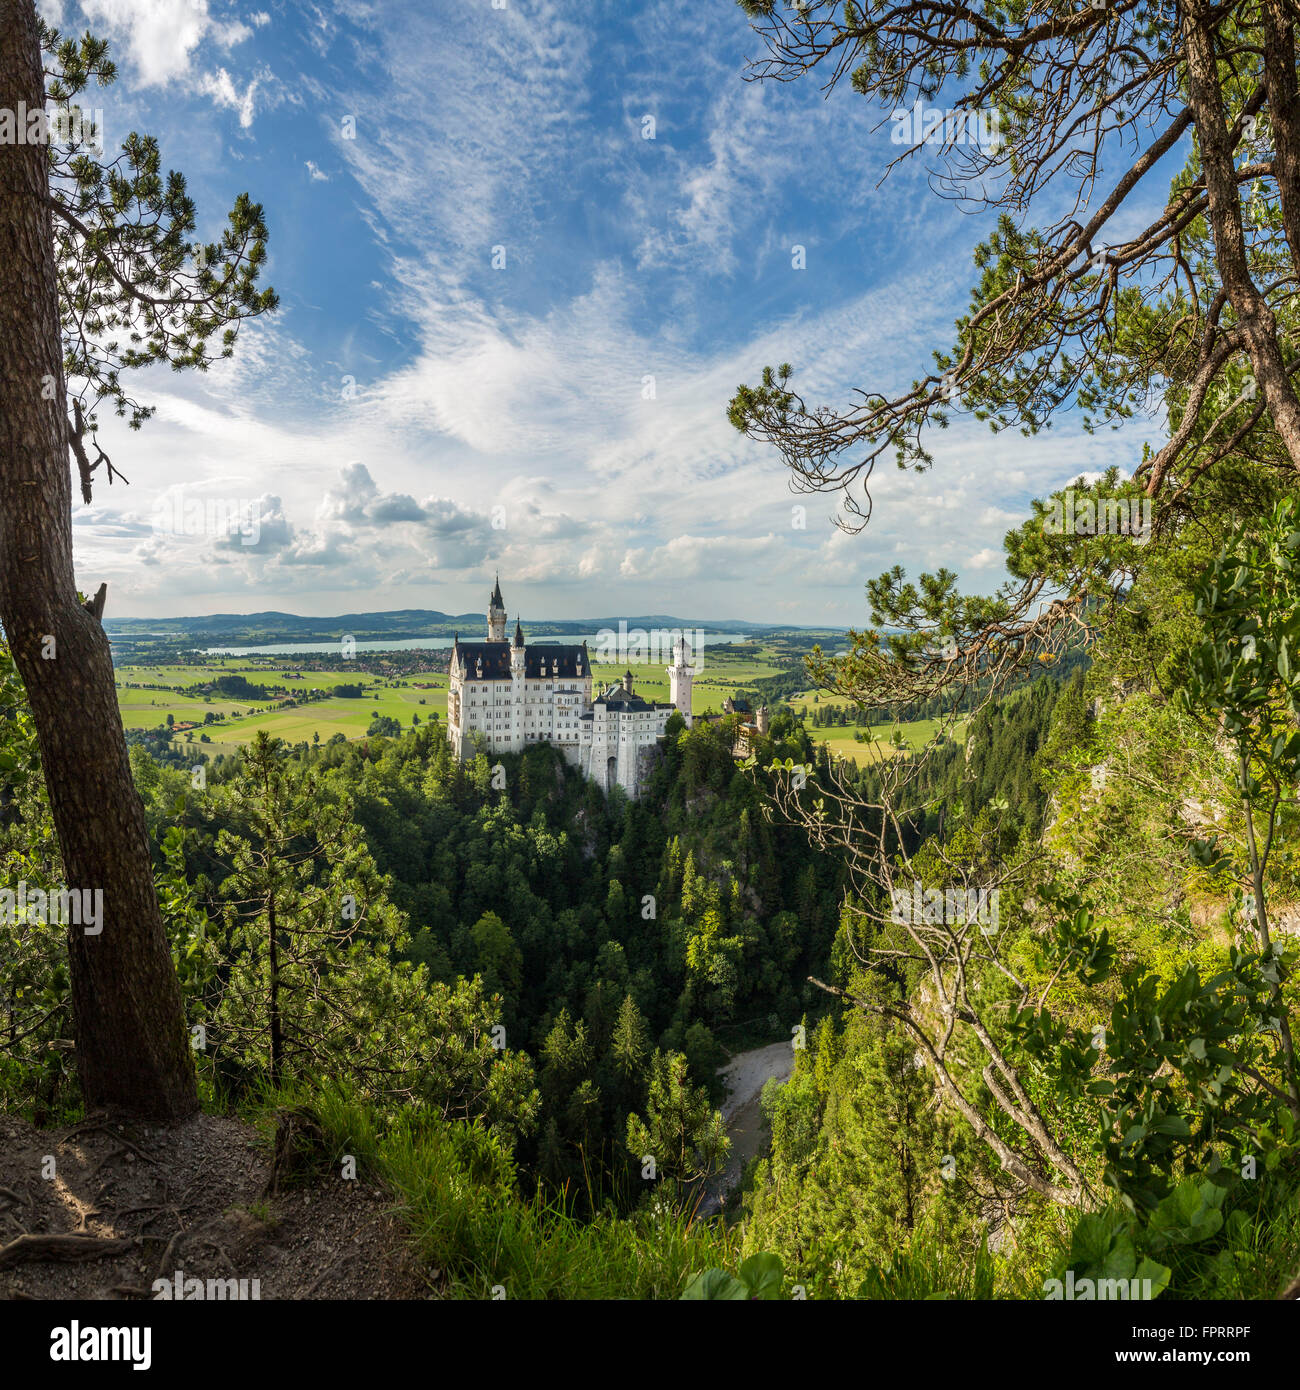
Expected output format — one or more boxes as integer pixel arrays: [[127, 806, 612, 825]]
[[268, 892, 282, 1087], [1183, 0, 1300, 470], [0, 0, 197, 1119]]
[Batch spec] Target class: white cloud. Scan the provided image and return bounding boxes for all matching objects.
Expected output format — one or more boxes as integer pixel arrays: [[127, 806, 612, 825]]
[[65, 0, 267, 128], [77, 0, 205, 84], [64, 0, 1156, 622], [198, 67, 259, 128]]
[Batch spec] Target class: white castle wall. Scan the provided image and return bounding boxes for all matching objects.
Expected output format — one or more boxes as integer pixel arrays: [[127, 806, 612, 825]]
[[447, 585, 696, 798]]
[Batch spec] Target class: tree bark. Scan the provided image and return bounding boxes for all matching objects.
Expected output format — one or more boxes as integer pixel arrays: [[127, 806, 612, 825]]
[[0, 0, 197, 1119], [1261, 1, 1300, 275], [1182, 0, 1300, 470], [268, 891, 281, 1087]]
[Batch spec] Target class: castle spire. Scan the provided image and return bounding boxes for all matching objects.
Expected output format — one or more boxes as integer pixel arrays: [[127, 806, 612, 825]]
[[513, 616, 525, 648], [487, 574, 507, 642]]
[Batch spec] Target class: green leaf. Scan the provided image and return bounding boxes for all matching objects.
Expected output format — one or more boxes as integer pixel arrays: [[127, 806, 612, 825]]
[[1146, 1114, 1192, 1138], [738, 1252, 785, 1299], [1134, 1257, 1171, 1298], [680, 1268, 751, 1300]]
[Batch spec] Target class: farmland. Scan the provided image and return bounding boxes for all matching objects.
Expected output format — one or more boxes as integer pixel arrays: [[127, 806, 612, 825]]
[[114, 641, 800, 758], [807, 715, 970, 766], [114, 643, 975, 764], [788, 687, 970, 766]]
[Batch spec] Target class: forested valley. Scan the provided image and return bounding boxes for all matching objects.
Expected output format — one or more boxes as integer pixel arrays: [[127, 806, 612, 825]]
[[10, 579, 1300, 1303], [5, 0, 1300, 1326]]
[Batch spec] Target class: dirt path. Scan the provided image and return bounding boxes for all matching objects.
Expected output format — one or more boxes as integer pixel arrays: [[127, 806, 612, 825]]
[[700, 1040, 795, 1214], [0, 1110, 423, 1301]]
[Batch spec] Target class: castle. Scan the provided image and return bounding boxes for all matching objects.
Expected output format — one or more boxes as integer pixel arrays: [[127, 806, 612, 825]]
[[446, 578, 697, 797]]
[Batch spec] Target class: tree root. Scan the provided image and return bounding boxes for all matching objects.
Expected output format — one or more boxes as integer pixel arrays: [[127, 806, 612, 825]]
[[0, 1233, 136, 1269]]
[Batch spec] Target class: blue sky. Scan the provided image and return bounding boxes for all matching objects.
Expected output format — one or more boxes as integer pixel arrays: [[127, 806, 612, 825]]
[[47, 0, 1163, 624]]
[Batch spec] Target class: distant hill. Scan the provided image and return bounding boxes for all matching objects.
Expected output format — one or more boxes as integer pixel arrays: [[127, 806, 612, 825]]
[[103, 609, 477, 636], [102, 609, 840, 648]]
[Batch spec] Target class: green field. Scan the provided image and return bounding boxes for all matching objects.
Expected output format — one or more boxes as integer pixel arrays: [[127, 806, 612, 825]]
[[116, 644, 979, 764], [116, 657, 448, 755], [115, 642, 980, 768], [589, 644, 786, 706], [804, 714, 970, 766], [117, 642, 796, 757]]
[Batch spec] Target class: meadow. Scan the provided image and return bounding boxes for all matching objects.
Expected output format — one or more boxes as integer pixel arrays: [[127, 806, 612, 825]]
[[115, 646, 972, 762], [116, 656, 447, 757], [788, 688, 970, 765], [115, 642, 796, 757], [805, 716, 970, 766]]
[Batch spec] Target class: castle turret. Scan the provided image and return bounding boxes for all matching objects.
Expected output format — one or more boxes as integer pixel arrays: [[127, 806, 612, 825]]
[[487, 575, 507, 642], [668, 635, 694, 728], [511, 618, 526, 675]]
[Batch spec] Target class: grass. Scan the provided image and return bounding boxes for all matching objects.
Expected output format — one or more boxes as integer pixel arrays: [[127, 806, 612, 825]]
[[273, 1085, 738, 1300], [118, 643, 799, 754], [125, 649, 972, 766], [118, 657, 450, 752], [120, 697, 248, 730], [802, 714, 970, 766], [308, 1076, 1300, 1301], [1156, 1178, 1300, 1300]]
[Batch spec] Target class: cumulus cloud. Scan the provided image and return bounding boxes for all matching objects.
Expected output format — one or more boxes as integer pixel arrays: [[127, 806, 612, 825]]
[[64, 0, 1154, 622], [58, 0, 270, 130], [76, 0, 251, 85]]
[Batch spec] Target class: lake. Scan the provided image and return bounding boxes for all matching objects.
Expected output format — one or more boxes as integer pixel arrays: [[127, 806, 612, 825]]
[[204, 630, 755, 657]]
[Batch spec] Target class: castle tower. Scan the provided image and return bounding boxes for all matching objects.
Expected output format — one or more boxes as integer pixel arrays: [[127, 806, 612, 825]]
[[668, 636, 694, 728], [487, 575, 507, 642], [509, 618, 525, 751]]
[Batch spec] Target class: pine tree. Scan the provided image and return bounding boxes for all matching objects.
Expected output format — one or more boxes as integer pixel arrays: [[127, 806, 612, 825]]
[[0, 11, 272, 1118], [201, 730, 540, 1135], [608, 994, 650, 1097], [747, 1016, 950, 1289], [470, 910, 523, 1001], [625, 1050, 728, 1198]]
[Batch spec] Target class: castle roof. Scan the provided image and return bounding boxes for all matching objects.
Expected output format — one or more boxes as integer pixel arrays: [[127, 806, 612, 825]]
[[594, 683, 673, 714], [513, 618, 525, 648], [452, 638, 590, 681], [490, 575, 504, 609]]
